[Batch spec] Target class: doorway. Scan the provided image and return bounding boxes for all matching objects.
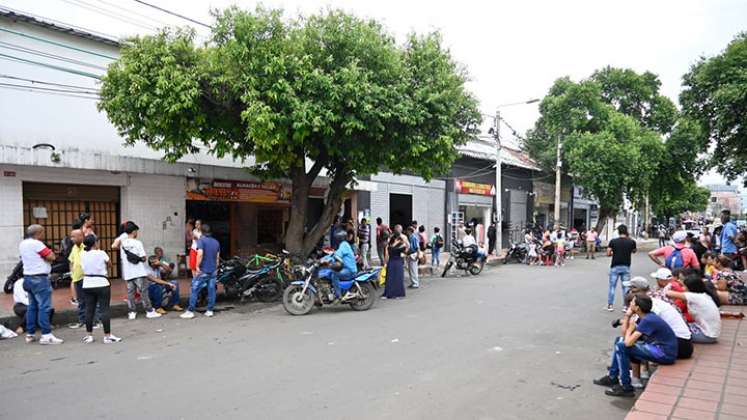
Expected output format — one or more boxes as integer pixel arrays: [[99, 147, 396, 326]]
[[389, 193, 412, 228], [186, 201, 231, 258]]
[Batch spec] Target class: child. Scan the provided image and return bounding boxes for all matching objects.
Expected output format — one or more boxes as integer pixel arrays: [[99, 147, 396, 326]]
[[555, 235, 566, 266], [527, 240, 538, 265], [702, 252, 716, 279], [430, 227, 444, 268]]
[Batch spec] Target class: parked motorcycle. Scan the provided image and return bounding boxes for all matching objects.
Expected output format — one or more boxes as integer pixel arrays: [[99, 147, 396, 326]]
[[504, 241, 528, 264], [282, 259, 379, 316], [4, 258, 70, 294], [441, 241, 485, 277], [199, 252, 289, 304]]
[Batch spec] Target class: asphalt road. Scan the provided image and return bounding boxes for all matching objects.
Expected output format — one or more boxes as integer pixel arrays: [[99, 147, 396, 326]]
[[0, 253, 660, 420]]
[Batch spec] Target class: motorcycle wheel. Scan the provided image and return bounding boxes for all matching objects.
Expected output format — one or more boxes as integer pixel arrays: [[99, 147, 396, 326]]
[[256, 280, 283, 303], [469, 261, 484, 275], [349, 282, 376, 311], [441, 261, 453, 278], [282, 285, 314, 316]]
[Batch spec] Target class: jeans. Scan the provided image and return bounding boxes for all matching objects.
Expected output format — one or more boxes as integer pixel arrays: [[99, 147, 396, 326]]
[[188, 273, 216, 311], [432, 248, 441, 267], [83, 286, 111, 334], [328, 268, 354, 298], [126, 277, 153, 312], [407, 256, 419, 287], [148, 281, 180, 309], [360, 243, 370, 270], [13, 303, 54, 332], [23, 275, 52, 335], [75, 280, 100, 325], [377, 243, 386, 266], [689, 323, 718, 344], [608, 265, 631, 306], [608, 337, 674, 387]]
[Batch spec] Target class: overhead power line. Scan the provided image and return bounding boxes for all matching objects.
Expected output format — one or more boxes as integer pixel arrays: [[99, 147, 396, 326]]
[[0, 52, 103, 79], [0, 27, 117, 60], [96, 0, 170, 27], [59, 0, 159, 32], [0, 40, 108, 70], [0, 74, 98, 90], [0, 83, 100, 100], [0, 5, 121, 42], [131, 0, 211, 28], [0, 81, 99, 95]]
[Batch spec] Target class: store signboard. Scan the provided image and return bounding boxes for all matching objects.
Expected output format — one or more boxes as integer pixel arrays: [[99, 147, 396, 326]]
[[455, 179, 494, 196], [187, 179, 292, 204]]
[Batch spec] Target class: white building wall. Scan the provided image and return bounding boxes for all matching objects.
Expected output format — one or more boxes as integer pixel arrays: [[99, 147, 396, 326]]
[[0, 174, 23, 274], [120, 174, 186, 264], [370, 183, 390, 225]]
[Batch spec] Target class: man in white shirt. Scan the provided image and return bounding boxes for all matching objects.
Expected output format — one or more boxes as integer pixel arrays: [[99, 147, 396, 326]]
[[119, 221, 161, 320], [18, 224, 63, 344], [462, 229, 477, 248]]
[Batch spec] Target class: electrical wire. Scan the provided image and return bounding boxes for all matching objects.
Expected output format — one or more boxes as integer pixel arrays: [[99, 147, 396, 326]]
[[0, 40, 108, 70], [131, 0, 211, 28], [0, 74, 99, 90], [0, 84, 100, 99], [0, 52, 103, 79], [97, 0, 170, 27], [0, 27, 117, 60], [58, 0, 159, 32], [0, 81, 100, 95]]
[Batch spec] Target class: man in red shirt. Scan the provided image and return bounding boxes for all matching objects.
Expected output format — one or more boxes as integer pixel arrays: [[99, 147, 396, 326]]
[[648, 230, 700, 271]]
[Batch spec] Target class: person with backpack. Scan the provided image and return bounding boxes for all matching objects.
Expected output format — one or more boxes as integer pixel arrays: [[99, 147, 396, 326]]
[[648, 230, 700, 271], [430, 227, 444, 267], [119, 221, 161, 320]]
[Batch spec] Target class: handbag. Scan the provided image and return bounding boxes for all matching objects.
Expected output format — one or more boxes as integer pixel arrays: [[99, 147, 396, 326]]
[[123, 247, 145, 264]]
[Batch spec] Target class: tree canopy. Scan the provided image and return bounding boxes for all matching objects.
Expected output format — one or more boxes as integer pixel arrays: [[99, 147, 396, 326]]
[[680, 32, 747, 184], [99, 7, 480, 256]]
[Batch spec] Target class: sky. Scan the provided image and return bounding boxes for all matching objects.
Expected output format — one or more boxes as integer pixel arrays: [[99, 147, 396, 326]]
[[2, 0, 746, 189]]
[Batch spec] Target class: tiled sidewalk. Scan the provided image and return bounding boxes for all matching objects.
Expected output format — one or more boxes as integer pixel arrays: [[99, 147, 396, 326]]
[[626, 317, 747, 420]]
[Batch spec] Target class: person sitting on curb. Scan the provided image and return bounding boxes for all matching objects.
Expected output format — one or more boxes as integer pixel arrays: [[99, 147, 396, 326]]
[[666, 270, 721, 344], [626, 277, 694, 360], [594, 293, 678, 397], [146, 256, 183, 314], [650, 267, 693, 323], [153, 247, 174, 279], [648, 230, 700, 271]]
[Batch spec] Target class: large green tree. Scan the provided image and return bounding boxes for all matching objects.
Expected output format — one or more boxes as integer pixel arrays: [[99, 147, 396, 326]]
[[680, 32, 747, 183], [98, 7, 479, 257]]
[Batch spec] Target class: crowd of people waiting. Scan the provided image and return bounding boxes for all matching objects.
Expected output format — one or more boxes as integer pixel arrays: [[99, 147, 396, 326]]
[[593, 209, 746, 398]]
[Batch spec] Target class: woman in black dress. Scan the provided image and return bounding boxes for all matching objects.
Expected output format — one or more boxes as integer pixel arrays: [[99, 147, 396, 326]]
[[383, 225, 409, 299]]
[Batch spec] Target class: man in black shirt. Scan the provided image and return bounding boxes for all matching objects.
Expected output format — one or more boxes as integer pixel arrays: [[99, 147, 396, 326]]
[[606, 225, 637, 312]]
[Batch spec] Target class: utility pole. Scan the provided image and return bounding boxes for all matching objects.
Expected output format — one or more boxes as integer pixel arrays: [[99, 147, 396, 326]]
[[494, 109, 502, 255], [553, 134, 562, 227]]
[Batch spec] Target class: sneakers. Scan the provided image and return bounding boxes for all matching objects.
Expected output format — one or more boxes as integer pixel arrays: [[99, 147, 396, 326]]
[[606, 305, 614, 312], [155, 308, 168, 315], [631, 377, 645, 389], [128, 312, 137, 320], [605, 384, 635, 397], [593, 375, 619, 387], [82, 335, 94, 344], [25, 335, 36, 344], [68, 322, 83, 329], [180, 311, 195, 319], [171, 304, 183, 312], [145, 310, 162, 319], [39, 334, 64, 345], [204, 310, 214, 317], [103, 335, 122, 344]]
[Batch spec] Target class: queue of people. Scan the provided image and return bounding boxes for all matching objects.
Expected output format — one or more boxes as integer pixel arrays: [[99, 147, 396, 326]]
[[594, 210, 747, 398]]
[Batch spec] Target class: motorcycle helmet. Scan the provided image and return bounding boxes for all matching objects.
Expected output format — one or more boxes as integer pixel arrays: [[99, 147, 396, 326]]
[[333, 229, 348, 245]]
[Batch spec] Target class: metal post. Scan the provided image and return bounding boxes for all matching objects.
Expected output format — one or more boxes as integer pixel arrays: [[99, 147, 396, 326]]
[[554, 134, 562, 226], [495, 110, 502, 255]]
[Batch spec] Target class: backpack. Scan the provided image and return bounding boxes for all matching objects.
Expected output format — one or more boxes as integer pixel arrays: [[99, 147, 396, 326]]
[[123, 247, 145, 265], [436, 235, 444, 248], [665, 248, 685, 270]]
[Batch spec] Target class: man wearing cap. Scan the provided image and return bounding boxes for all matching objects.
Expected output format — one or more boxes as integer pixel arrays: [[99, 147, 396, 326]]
[[647, 230, 700, 271], [650, 267, 694, 324], [627, 277, 693, 360]]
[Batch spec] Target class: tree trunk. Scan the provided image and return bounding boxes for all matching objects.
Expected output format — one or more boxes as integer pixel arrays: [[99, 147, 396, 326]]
[[595, 208, 613, 233], [301, 172, 349, 255], [284, 166, 311, 262]]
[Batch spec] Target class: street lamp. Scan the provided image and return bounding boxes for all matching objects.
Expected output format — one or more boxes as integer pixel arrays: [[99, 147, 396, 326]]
[[491, 98, 539, 257]]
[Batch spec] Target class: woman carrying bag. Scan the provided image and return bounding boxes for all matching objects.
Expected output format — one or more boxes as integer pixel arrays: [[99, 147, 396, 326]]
[[80, 235, 121, 344]]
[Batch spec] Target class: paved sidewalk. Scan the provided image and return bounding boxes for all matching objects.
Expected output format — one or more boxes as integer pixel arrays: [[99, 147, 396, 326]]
[[626, 315, 746, 420]]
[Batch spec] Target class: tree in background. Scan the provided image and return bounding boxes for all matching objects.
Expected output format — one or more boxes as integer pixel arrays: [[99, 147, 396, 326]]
[[98, 7, 479, 257], [524, 69, 671, 230], [681, 32, 747, 184]]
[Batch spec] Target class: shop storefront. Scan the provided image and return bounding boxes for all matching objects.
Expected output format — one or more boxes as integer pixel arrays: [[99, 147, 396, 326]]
[[533, 177, 573, 229], [454, 178, 494, 245], [186, 179, 292, 257]]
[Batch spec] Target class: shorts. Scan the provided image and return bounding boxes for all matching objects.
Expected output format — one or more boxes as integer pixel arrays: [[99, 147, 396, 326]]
[[188, 249, 197, 271]]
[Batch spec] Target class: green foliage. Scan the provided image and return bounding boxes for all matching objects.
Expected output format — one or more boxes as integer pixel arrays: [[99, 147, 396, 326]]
[[98, 7, 479, 254], [681, 32, 747, 184], [525, 68, 673, 219]]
